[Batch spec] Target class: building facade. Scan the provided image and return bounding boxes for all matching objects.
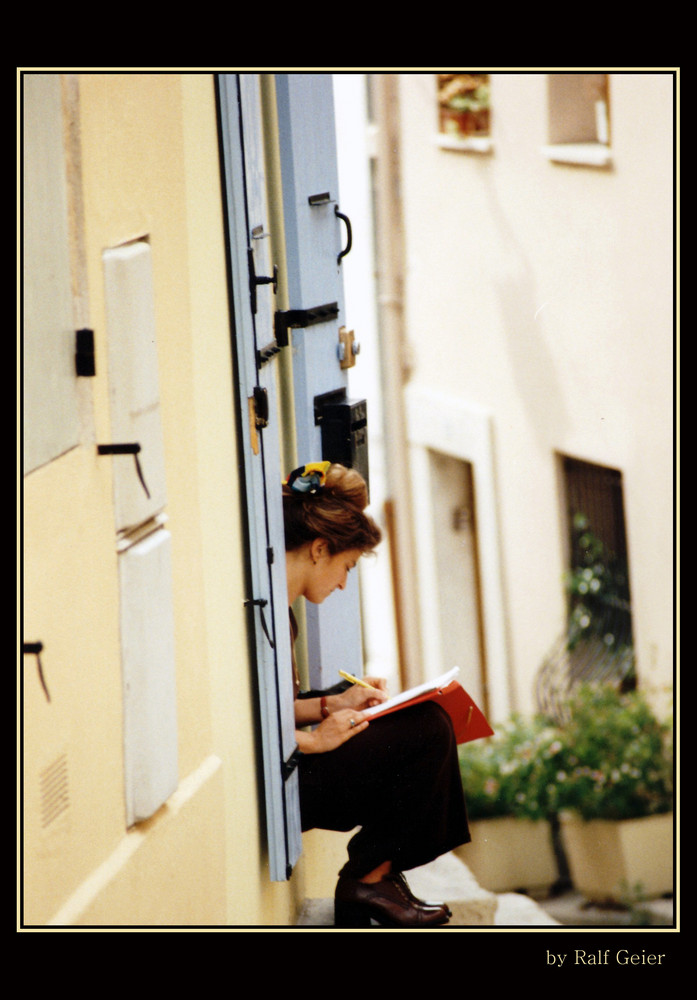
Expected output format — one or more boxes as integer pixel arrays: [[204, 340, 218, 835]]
[[22, 71, 361, 927], [21, 70, 675, 927], [339, 72, 675, 724]]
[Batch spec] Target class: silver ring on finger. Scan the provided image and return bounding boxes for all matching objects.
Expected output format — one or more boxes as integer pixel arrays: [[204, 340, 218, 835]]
[[349, 718, 356, 728]]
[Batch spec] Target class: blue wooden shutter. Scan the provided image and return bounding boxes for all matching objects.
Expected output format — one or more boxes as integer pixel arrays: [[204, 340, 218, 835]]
[[217, 74, 301, 881], [275, 73, 364, 688]]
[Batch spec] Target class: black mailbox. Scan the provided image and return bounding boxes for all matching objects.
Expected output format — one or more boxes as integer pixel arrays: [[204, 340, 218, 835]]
[[315, 390, 369, 495]]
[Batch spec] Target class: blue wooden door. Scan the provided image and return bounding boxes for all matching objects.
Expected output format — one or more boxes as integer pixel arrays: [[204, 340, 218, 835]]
[[218, 73, 367, 881], [217, 74, 301, 881], [275, 74, 364, 687]]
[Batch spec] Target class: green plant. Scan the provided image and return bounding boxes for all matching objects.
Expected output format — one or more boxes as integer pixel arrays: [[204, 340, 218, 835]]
[[459, 683, 673, 825], [459, 714, 564, 822], [437, 74, 491, 139], [438, 74, 490, 112], [447, 83, 490, 114], [565, 513, 633, 655], [550, 684, 673, 820]]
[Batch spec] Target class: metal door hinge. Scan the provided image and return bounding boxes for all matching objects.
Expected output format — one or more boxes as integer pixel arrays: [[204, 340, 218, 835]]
[[257, 341, 283, 366]]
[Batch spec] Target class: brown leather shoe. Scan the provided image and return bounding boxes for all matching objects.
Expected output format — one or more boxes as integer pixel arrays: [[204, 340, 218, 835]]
[[334, 875, 451, 928], [386, 872, 452, 919]]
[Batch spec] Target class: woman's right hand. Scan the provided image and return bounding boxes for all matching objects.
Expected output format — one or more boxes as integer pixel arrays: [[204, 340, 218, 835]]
[[297, 708, 369, 754]]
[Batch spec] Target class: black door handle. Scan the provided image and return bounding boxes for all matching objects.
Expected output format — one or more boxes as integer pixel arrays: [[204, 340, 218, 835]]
[[335, 205, 352, 265]]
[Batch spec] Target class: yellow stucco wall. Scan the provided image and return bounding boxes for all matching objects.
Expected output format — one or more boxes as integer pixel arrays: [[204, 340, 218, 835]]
[[23, 70, 391, 928], [23, 72, 302, 927], [24, 446, 125, 923]]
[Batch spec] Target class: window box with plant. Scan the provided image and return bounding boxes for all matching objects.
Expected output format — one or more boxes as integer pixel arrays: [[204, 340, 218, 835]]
[[456, 715, 561, 894], [457, 681, 673, 905], [437, 74, 492, 151], [552, 683, 674, 904]]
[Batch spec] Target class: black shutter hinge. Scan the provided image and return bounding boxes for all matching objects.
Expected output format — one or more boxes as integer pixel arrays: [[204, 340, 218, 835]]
[[75, 328, 96, 376], [257, 341, 283, 366], [281, 747, 303, 781], [274, 302, 339, 349]]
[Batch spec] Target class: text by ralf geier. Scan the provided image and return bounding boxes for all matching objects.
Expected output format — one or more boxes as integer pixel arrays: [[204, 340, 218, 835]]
[[547, 949, 667, 966]]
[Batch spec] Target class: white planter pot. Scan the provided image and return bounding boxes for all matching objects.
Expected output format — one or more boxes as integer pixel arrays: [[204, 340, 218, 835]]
[[455, 816, 558, 894], [560, 811, 673, 903]]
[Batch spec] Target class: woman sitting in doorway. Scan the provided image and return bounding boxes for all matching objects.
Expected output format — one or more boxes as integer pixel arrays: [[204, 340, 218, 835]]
[[283, 461, 471, 927]]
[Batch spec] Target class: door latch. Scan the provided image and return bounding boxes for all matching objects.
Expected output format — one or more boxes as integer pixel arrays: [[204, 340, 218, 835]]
[[243, 596, 275, 649], [248, 248, 278, 315], [252, 386, 269, 428], [338, 326, 360, 370], [248, 386, 269, 455]]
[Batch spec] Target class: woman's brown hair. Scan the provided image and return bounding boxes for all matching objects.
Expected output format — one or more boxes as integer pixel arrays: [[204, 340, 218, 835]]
[[282, 464, 382, 554]]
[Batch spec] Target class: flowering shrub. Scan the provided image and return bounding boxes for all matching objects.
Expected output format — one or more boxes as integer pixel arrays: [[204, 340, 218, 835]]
[[550, 684, 673, 820], [459, 714, 565, 822], [459, 684, 673, 823]]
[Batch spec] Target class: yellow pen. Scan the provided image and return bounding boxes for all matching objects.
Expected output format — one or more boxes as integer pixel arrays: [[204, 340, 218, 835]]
[[339, 670, 376, 690]]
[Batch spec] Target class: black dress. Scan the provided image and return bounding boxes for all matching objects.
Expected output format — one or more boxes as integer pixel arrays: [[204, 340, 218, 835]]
[[292, 612, 471, 880]]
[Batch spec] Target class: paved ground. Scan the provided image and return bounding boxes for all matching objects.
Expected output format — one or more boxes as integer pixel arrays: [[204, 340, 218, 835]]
[[296, 851, 675, 928], [534, 888, 674, 927]]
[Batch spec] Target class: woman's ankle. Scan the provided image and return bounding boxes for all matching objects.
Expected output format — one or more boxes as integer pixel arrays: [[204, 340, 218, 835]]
[[359, 861, 392, 884]]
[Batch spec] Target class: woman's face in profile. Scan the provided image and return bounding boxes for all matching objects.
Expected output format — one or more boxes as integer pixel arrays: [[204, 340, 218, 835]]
[[305, 546, 363, 604]]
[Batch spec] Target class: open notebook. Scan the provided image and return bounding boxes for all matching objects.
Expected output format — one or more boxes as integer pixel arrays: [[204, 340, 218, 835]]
[[363, 667, 493, 744]]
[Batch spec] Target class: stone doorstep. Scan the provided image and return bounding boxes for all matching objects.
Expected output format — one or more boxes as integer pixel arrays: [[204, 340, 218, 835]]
[[296, 851, 559, 927], [408, 851, 498, 925]]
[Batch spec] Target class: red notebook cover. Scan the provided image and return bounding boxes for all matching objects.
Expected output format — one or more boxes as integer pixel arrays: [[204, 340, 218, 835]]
[[367, 679, 494, 745]]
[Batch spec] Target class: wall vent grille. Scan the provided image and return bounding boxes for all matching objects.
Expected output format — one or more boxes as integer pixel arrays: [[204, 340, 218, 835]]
[[39, 753, 70, 829]]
